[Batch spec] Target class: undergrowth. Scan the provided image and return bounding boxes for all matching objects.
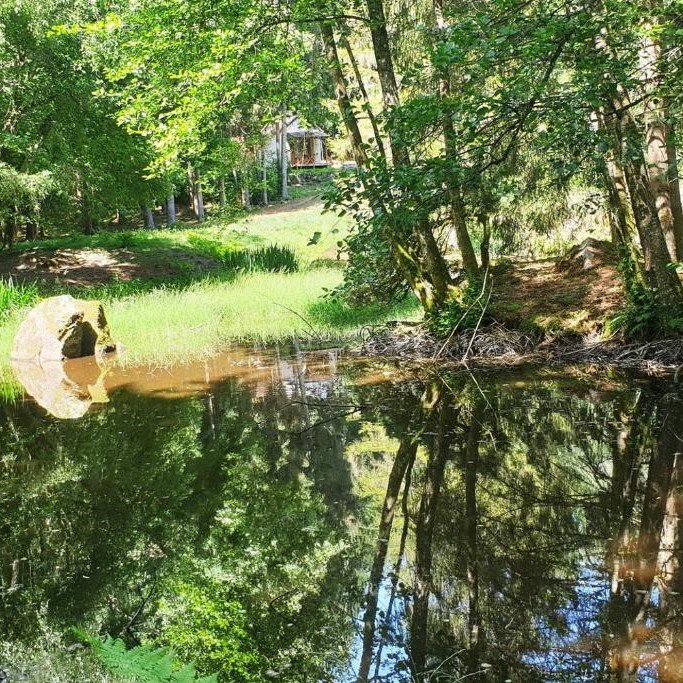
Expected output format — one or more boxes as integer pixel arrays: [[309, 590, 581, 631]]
[[76, 631, 217, 683], [607, 258, 683, 337], [427, 278, 492, 338]]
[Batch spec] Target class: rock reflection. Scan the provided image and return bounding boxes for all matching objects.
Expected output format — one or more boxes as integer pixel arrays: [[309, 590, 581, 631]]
[[11, 356, 110, 419]]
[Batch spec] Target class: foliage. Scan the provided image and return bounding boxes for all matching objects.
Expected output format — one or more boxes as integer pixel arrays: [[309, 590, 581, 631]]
[[0, 628, 118, 682], [76, 631, 217, 683], [608, 258, 683, 337], [427, 278, 490, 338], [156, 583, 263, 682]]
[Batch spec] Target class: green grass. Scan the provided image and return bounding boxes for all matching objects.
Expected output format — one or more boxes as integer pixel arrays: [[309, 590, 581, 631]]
[[0, 196, 419, 388], [106, 269, 417, 366], [0, 277, 39, 319], [195, 200, 349, 264]]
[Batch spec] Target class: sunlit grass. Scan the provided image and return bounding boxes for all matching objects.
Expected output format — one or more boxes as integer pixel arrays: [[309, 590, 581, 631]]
[[106, 269, 418, 366], [0, 196, 419, 398]]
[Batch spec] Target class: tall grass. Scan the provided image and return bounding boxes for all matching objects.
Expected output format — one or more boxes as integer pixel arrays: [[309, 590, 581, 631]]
[[0, 199, 420, 387], [100, 269, 418, 366], [0, 277, 38, 320], [186, 236, 299, 273]]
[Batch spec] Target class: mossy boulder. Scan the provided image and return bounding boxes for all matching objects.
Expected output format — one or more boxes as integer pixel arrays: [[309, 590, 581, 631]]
[[11, 295, 117, 362]]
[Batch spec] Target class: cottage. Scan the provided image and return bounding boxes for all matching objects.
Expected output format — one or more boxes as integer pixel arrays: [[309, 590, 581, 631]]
[[264, 116, 329, 168]]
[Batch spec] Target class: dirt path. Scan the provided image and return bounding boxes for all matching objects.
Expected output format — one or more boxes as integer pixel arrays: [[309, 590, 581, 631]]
[[258, 194, 323, 216]]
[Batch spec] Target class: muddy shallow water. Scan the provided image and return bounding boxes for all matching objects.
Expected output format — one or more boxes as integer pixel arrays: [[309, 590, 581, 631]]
[[2, 346, 683, 682]]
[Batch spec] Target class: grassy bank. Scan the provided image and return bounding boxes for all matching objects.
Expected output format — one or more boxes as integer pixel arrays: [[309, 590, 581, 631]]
[[0, 196, 420, 390]]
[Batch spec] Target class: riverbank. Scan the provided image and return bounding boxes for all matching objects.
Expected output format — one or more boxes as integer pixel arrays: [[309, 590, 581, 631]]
[[360, 321, 683, 374], [1, 198, 680, 395]]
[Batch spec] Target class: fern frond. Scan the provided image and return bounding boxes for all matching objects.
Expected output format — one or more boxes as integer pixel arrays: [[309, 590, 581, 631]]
[[75, 631, 217, 683]]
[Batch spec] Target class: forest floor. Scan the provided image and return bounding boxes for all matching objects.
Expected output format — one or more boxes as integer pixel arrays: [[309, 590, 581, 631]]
[[489, 255, 625, 335]]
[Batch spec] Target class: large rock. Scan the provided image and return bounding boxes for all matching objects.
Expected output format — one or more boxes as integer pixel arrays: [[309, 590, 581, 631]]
[[556, 238, 617, 275], [11, 295, 117, 362]]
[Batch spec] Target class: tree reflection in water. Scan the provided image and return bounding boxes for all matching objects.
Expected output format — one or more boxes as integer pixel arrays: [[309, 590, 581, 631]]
[[1, 352, 682, 682], [351, 374, 683, 683]]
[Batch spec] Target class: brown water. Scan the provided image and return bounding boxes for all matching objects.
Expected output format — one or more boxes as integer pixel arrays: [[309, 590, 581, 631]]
[[1, 346, 682, 682]]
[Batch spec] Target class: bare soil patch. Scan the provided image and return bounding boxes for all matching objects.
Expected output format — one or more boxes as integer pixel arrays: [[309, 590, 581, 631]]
[[0, 247, 219, 288]]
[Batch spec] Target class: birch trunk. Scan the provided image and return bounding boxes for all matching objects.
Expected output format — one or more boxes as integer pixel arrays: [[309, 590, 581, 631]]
[[195, 169, 205, 222], [280, 112, 289, 200], [262, 152, 269, 205], [166, 195, 176, 226], [219, 177, 227, 209], [638, 24, 683, 261], [144, 206, 155, 230]]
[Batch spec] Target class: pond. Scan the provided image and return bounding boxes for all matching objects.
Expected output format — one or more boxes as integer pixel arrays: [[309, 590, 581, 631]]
[[1, 346, 682, 682]]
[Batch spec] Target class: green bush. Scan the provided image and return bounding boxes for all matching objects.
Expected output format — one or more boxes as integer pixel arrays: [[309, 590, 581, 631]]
[[607, 258, 683, 337], [427, 279, 490, 338]]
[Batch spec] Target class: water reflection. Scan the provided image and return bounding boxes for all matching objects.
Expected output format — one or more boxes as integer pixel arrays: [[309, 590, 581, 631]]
[[1, 351, 682, 682], [10, 356, 110, 419]]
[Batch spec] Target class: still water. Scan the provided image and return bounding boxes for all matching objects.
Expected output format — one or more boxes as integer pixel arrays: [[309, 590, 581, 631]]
[[1, 347, 682, 682]]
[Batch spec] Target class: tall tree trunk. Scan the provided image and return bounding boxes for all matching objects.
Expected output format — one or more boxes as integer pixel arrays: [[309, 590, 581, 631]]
[[187, 164, 197, 218], [338, 31, 386, 159], [479, 215, 491, 271], [143, 206, 154, 230], [464, 402, 483, 673], [638, 23, 683, 262], [622, 154, 682, 304], [357, 436, 418, 682], [363, 0, 453, 303], [320, 22, 368, 168], [666, 129, 683, 260], [410, 393, 456, 675], [280, 111, 289, 201], [262, 151, 269, 205], [166, 195, 177, 226], [320, 19, 436, 307], [433, 0, 480, 279], [25, 220, 36, 241], [218, 177, 227, 209], [241, 183, 251, 210], [186, 165, 206, 221], [4, 210, 17, 246], [195, 169, 205, 222], [364, 0, 404, 166]]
